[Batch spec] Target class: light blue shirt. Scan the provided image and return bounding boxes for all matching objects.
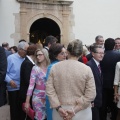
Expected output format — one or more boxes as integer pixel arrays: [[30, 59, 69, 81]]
[[5, 53, 25, 91]]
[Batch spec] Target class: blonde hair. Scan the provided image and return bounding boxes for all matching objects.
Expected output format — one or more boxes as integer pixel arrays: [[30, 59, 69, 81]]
[[35, 48, 50, 66], [83, 46, 89, 56]]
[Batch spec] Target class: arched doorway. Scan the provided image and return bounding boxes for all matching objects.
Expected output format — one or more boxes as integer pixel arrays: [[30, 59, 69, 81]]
[[29, 18, 61, 44]]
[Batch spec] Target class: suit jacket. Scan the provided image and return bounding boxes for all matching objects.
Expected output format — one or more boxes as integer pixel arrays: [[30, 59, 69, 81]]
[[86, 58, 103, 107], [0, 46, 7, 107], [4, 49, 12, 57], [86, 53, 93, 61], [19, 57, 35, 101], [101, 50, 120, 89]]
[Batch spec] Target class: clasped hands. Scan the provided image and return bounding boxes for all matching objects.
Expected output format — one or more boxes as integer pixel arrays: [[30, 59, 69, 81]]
[[58, 107, 75, 120], [114, 93, 120, 103]]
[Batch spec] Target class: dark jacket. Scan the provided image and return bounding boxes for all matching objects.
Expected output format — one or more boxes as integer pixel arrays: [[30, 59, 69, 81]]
[[86, 53, 93, 61], [0, 46, 7, 107], [101, 50, 120, 89], [19, 57, 35, 102], [86, 58, 103, 107], [4, 49, 12, 57]]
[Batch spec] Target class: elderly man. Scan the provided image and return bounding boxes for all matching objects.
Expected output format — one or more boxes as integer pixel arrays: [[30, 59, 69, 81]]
[[95, 35, 104, 47], [5, 41, 29, 120]]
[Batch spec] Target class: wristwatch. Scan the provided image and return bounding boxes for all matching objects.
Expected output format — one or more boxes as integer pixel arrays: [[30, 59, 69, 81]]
[[56, 106, 62, 111]]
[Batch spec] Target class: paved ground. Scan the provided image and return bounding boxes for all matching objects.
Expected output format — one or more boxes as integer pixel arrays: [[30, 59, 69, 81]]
[[0, 105, 10, 120], [0, 105, 111, 120]]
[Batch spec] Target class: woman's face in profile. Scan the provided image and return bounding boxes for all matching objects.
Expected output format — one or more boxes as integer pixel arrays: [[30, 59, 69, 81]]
[[56, 48, 67, 61]]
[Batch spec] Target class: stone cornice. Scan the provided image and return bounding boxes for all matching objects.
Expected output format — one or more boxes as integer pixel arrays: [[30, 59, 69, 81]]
[[17, 0, 73, 5]]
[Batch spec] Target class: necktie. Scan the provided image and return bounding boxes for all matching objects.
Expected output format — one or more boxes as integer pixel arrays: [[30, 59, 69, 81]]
[[98, 64, 101, 73]]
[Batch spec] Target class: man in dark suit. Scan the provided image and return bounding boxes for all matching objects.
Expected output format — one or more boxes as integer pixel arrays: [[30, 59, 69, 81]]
[[100, 38, 120, 120], [19, 44, 37, 120], [0, 46, 7, 107], [86, 45, 104, 120], [44, 35, 58, 51]]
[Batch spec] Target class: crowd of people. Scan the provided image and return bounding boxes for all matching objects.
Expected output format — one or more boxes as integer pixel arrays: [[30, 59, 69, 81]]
[[0, 35, 120, 120]]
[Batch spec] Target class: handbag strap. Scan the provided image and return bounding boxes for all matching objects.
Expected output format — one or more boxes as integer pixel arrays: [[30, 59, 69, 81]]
[[25, 113, 27, 120]]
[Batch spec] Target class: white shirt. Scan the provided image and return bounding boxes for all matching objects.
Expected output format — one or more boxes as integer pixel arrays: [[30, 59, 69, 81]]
[[26, 55, 35, 65]]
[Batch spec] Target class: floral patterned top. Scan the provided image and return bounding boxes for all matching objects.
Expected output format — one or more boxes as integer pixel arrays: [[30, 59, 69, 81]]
[[27, 65, 46, 97], [27, 65, 47, 120]]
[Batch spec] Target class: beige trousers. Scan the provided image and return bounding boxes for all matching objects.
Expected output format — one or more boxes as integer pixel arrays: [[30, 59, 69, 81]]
[[52, 105, 92, 120]]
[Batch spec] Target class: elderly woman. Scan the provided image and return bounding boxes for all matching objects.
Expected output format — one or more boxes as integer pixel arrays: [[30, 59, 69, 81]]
[[46, 39, 96, 120]]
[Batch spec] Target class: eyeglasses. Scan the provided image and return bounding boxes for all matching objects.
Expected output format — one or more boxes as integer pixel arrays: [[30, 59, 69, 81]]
[[36, 54, 43, 57], [95, 52, 105, 55], [21, 48, 27, 52]]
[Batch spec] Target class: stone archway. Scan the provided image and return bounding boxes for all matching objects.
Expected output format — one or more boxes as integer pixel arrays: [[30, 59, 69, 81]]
[[17, 0, 74, 46], [29, 17, 61, 44], [26, 13, 63, 44]]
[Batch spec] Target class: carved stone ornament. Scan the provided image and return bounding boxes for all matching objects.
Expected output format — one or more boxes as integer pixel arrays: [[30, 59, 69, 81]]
[[17, 0, 73, 5], [15, 0, 74, 46]]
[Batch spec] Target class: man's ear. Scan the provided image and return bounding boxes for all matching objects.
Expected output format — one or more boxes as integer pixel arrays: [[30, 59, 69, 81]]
[[48, 43, 51, 48], [92, 52, 94, 56]]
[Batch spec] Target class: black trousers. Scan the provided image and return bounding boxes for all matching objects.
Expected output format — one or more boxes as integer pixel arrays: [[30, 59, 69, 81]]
[[8, 90, 21, 120], [100, 88, 118, 120], [19, 98, 31, 120], [116, 109, 120, 120], [92, 106, 102, 120]]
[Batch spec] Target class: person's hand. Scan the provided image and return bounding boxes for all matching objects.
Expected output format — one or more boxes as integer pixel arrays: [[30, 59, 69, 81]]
[[24, 102, 30, 113], [114, 93, 119, 103], [66, 109, 75, 120], [10, 80, 17, 88], [58, 107, 68, 119], [91, 102, 94, 107]]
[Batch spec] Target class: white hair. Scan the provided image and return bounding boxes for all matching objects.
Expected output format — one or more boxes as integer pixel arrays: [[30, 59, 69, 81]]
[[17, 41, 29, 50]]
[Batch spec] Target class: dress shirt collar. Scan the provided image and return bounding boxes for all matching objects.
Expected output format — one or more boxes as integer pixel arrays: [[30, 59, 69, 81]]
[[26, 55, 35, 65], [93, 58, 100, 66], [16, 53, 22, 58]]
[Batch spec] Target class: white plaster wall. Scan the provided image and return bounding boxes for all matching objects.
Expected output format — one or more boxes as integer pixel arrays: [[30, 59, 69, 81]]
[[72, 0, 120, 45], [0, 0, 20, 46], [0, 0, 120, 46]]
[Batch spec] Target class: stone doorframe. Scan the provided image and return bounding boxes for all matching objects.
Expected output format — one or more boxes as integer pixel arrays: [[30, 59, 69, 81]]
[[17, 0, 75, 46]]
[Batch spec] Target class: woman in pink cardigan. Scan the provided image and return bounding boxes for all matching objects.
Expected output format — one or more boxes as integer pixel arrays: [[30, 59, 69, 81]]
[[46, 39, 96, 120]]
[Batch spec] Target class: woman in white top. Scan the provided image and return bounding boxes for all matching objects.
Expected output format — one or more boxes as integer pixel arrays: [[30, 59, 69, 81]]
[[114, 62, 120, 120]]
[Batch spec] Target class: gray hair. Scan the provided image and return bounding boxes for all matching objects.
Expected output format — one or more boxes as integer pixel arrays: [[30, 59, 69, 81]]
[[67, 39, 83, 57], [17, 41, 28, 50], [95, 35, 103, 42]]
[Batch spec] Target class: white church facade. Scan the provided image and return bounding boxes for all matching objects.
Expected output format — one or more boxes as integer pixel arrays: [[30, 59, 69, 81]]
[[0, 0, 120, 46]]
